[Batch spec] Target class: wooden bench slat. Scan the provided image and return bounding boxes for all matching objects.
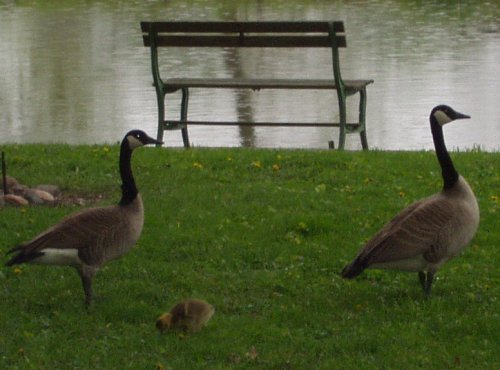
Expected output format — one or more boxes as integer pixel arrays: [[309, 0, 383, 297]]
[[143, 35, 346, 48], [141, 21, 344, 34], [163, 78, 374, 90], [164, 120, 363, 128]]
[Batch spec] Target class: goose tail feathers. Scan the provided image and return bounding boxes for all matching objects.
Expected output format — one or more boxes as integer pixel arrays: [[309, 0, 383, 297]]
[[5, 246, 43, 266], [341, 256, 367, 279]]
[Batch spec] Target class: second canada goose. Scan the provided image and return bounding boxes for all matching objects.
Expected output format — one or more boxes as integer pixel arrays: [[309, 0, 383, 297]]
[[5, 130, 161, 306], [341, 105, 480, 296]]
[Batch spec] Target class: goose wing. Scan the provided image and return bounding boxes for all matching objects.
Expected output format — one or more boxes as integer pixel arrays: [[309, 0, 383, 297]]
[[358, 194, 455, 264], [9, 206, 125, 255]]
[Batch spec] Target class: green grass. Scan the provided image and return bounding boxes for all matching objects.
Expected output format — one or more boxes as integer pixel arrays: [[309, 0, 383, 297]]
[[1, 145, 499, 369]]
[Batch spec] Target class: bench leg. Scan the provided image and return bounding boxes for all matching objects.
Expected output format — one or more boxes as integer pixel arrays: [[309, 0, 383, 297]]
[[358, 88, 369, 150], [156, 90, 166, 147], [337, 98, 347, 150], [180, 88, 190, 148]]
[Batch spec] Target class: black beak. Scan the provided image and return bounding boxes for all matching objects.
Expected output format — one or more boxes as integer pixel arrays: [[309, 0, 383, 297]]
[[454, 111, 470, 120], [146, 135, 163, 146]]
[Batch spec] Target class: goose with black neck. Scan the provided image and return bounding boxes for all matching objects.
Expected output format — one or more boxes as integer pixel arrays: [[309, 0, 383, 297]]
[[341, 105, 480, 296], [5, 130, 162, 306]]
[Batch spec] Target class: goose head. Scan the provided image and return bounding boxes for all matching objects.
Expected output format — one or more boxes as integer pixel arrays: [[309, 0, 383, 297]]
[[156, 313, 174, 332], [125, 130, 163, 150], [431, 105, 470, 127]]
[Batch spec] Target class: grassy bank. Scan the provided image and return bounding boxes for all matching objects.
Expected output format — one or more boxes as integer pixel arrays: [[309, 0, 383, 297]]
[[1, 145, 499, 369]]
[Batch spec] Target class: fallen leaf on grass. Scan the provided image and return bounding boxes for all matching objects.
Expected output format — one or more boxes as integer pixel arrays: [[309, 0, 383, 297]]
[[245, 346, 259, 360], [229, 353, 241, 364]]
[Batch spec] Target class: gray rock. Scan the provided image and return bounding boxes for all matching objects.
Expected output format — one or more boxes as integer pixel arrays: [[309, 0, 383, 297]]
[[3, 194, 29, 207], [24, 189, 45, 205], [11, 183, 28, 196], [35, 184, 61, 198], [0, 175, 19, 192], [25, 188, 55, 204]]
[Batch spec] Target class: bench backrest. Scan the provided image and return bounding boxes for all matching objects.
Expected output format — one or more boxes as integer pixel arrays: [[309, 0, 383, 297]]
[[140, 21, 346, 49], [140, 21, 349, 99]]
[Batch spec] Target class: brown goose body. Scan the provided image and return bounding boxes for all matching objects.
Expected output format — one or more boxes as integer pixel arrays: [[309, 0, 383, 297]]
[[9, 197, 144, 268], [342, 106, 480, 295], [5, 130, 161, 305]]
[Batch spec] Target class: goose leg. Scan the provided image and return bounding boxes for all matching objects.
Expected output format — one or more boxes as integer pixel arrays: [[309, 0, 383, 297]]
[[424, 271, 434, 297], [77, 265, 97, 306], [418, 271, 435, 297], [418, 271, 426, 290]]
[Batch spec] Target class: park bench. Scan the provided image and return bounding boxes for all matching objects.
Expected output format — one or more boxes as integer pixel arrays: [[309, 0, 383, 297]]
[[140, 21, 373, 150]]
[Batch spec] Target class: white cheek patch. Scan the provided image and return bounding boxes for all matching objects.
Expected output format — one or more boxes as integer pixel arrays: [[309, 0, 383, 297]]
[[127, 136, 144, 149], [433, 110, 452, 126], [33, 249, 82, 266]]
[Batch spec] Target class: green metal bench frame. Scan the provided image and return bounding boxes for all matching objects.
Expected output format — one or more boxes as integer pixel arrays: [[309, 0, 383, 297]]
[[140, 21, 373, 150]]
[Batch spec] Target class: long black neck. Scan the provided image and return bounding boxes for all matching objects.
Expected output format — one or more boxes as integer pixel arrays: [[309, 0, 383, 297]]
[[430, 117, 458, 190], [119, 139, 138, 206]]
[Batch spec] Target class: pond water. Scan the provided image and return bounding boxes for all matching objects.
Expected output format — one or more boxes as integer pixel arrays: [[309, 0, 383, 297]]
[[1, 0, 499, 150]]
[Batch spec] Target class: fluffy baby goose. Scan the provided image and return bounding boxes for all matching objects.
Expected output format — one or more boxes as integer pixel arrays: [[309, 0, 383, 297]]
[[156, 299, 215, 333], [342, 105, 480, 296], [5, 130, 161, 305]]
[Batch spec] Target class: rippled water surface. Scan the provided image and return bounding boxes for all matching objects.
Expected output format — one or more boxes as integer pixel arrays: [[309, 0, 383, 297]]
[[1, 0, 499, 150]]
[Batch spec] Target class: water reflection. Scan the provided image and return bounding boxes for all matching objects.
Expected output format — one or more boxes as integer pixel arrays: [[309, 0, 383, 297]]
[[0, 0, 498, 150], [224, 47, 256, 148]]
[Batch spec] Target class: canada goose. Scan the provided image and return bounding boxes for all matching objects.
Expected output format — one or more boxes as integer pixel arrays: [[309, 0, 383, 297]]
[[5, 130, 161, 305], [156, 299, 215, 333], [341, 105, 480, 296]]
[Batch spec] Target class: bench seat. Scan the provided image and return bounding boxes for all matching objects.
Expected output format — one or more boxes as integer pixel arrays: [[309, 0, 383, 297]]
[[162, 78, 374, 93]]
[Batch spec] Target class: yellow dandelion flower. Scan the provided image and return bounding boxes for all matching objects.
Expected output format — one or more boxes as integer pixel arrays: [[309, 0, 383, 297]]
[[272, 164, 280, 171], [490, 195, 498, 202], [14, 267, 23, 275], [192, 162, 203, 169], [341, 185, 353, 193], [103, 146, 110, 153], [315, 184, 326, 193], [251, 160, 261, 168], [297, 222, 308, 233]]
